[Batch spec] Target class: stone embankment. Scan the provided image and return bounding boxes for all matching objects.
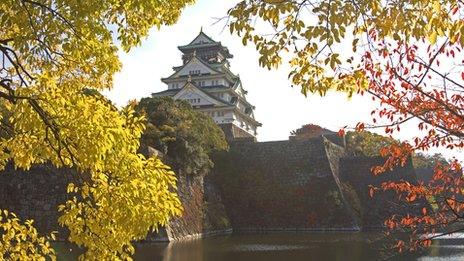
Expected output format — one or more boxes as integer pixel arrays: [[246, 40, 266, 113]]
[[0, 135, 423, 241]]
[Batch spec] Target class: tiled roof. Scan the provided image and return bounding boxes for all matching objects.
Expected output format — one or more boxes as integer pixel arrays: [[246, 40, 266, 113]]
[[179, 31, 218, 48], [177, 31, 233, 58], [151, 89, 179, 97], [162, 55, 223, 81]]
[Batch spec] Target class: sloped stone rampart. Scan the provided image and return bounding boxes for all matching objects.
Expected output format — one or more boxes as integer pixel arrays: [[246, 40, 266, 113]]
[[339, 156, 423, 229], [0, 164, 231, 242], [0, 164, 75, 240], [210, 137, 358, 231], [163, 175, 232, 241], [0, 137, 423, 240]]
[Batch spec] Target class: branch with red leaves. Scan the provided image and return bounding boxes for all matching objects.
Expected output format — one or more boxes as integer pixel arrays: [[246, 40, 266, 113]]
[[346, 6, 464, 254]]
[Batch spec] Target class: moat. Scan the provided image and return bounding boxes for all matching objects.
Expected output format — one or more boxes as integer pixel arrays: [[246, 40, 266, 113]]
[[55, 232, 464, 260]]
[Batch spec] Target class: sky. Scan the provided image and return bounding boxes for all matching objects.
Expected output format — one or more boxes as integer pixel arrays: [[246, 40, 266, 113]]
[[105, 0, 461, 160]]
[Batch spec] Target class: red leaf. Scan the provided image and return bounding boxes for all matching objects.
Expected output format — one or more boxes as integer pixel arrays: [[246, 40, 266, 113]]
[[407, 194, 417, 202], [369, 187, 375, 198]]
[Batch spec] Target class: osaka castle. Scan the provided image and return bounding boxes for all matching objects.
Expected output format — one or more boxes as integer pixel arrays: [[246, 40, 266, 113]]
[[152, 29, 261, 140]]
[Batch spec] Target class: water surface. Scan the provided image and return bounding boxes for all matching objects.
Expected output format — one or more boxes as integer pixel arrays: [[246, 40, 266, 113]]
[[55, 232, 464, 260]]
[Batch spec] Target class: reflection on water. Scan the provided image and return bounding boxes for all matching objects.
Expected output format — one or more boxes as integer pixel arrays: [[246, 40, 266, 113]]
[[418, 238, 464, 261], [132, 233, 381, 261], [55, 232, 464, 261]]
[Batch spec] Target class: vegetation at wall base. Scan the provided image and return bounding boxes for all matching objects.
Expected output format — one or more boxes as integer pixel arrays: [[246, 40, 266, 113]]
[[136, 96, 229, 177]]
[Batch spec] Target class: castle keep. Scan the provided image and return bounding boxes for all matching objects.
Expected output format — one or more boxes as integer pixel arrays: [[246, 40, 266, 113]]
[[152, 29, 261, 139]]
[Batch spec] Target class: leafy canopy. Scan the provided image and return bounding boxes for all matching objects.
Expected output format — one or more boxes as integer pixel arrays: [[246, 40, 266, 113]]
[[0, 210, 56, 260], [289, 123, 334, 141], [345, 131, 398, 157], [0, 0, 193, 259], [137, 97, 228, 177], [228, 0, 462, 96], [228, 0, 463, 252]]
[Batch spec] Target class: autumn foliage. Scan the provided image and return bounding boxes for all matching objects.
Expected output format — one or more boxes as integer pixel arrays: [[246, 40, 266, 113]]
[[227, 0, 463, 253], [360, 4, 464, 252], [289, 123, 334, 141], [0, 0, 193, 259]]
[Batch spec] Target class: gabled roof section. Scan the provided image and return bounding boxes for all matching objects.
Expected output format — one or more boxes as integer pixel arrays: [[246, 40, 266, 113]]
[[151, 89, 180, 97], [162, 56, 223, 82], [233, 107, 262, 127], [231, 77, 249, 96], [182, 30, 217, 47], [178, 29, 233, 58], [173, 82, 232, 107], [220, 64, 239, 81]]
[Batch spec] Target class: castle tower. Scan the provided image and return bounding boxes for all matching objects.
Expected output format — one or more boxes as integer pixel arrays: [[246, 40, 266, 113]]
[[152, 29, 261, 140]]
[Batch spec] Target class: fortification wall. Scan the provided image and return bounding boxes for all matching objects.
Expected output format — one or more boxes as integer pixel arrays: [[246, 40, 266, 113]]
[[163, 174, 232, 241], [0, 138, 425, 239], [210, 137, 358, 231], [0, 164, 75, 240], [339, 156, 423, 230], [0, 164, 231, 242], [323, 137, 361, 229], [219, 123, 256, 142]]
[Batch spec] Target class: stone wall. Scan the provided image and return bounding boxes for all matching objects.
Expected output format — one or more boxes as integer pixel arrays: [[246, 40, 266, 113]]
[[219, 123, 256, 142], [163, 174, 232, 241], [210, 137, 358, 231], [0, 164, 231, 242], [0, 137, 425, 240], [339, 156, 424, 230], [0, 164, 75, 240], [415, 167, 434, 183], [323, 137, 361, 229]]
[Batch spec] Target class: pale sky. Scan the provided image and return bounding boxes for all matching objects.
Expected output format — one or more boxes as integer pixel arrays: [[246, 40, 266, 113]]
[[105, 0, 461, 160]]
